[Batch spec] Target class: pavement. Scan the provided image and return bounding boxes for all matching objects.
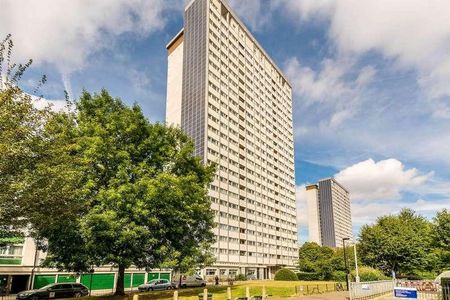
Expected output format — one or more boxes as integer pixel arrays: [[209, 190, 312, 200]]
[[270, 291, 349, 300]]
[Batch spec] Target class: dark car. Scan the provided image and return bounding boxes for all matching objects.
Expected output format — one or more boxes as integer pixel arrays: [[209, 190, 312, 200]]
[[16, 283, 89, 300]]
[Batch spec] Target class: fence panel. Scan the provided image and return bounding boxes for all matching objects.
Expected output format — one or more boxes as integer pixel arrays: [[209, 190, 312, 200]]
[[350, 280, 395, 300], [396, 280, 444, 300]]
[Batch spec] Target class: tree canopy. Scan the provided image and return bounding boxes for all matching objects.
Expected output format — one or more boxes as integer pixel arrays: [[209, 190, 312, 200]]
[[355, 208, 449, 278], [42, 90, 216, 295]]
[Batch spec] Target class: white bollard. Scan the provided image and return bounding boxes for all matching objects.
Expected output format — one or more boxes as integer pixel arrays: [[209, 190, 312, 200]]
[[262, 286, 266, 299], [133, 294, 139, 300], [203, 288, 208, 300], [173, 290, 178, 300], [227, 287, 232, 300], [246, 286, 250, 299]]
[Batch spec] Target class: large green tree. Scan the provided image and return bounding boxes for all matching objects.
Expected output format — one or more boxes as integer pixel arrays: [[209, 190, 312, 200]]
[[0, 34, 82, 247], [430, 209, 450, 271], [44, 91, 216, 295], [358, 209, 432, 275]]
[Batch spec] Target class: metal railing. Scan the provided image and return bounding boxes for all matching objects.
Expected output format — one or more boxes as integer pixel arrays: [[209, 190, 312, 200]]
[[350, 279, 450, 300], [396, 280, 447, 300], [350, 280, 395, 300]]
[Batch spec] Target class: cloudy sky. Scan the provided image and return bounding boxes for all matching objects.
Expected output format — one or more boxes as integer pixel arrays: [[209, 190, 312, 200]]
[[2, 0, 450, 243]]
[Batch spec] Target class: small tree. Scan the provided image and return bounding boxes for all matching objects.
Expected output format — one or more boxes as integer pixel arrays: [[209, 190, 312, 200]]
[[274, 268, 298, 281], [358, 209, 432, 276]]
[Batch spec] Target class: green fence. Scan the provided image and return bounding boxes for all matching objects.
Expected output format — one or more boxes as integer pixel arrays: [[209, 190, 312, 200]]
[[34, 275, 56, 289], [81, 273, 115, 290], [32, 271, 169, 290], [124, 273, 145, 288], [147, 272, 171, 281], [57, 275, 77, 283]]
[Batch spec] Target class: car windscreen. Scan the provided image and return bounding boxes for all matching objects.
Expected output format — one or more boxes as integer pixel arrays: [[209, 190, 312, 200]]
[[39, 284, 55, 290], [146, 279, 158, 284]]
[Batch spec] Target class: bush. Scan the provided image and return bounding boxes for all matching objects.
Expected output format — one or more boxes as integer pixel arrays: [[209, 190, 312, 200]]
[[352, 266, 389, 282], [296, 272, 322, 281], [235, 273, 247, 281], [274, 268, 298, 281], [331, 271, 347, 282]]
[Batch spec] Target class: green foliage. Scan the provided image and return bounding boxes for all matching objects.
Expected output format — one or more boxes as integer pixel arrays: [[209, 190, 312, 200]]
[[430, 209, 450, 272], [331, 271, 346, 282], [235, 274, 247, 281], [274, 268, 298, 281], [298, 242, 334, 273], [433, 209, 450, 251], [0, 34, 79, 247], [351, 266, 389, 282], [359, 209, 432, 276], [298, 242, 355, 280], [297, 272, 323, 281], [38, 90, 217, 295]]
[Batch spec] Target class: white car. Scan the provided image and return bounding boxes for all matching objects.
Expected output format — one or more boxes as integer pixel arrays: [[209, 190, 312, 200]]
[[175, 275, 207, 288]]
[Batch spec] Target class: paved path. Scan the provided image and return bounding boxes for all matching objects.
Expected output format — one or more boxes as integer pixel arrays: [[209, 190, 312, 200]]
[[271, 291, 349, 300]]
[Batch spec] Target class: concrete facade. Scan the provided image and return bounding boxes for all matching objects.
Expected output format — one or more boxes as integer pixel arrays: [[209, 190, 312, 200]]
[[305, 178, 352, 248], [305, 184, 321, 245], [166, 30, 184, 126], [166, 0, 298, 279]]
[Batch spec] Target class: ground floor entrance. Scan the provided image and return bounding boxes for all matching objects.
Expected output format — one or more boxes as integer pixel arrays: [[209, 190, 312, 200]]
[[0, 275, 30, 295]]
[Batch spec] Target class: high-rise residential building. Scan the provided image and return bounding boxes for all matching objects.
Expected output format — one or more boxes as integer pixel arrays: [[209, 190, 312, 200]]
[[305, 178, 352, 248], [165, 0, 298, 279]]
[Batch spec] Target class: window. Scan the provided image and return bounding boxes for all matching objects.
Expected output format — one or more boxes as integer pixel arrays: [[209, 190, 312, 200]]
[[206, 269, 216, 276], [0, 245, 23, 256]]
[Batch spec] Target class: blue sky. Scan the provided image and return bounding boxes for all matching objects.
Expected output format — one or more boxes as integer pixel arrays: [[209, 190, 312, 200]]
[[2, 0, 450, 244]]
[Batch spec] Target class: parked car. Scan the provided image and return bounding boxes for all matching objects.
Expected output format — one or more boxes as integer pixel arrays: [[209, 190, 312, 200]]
[[138, 279, 175, 292], [16, 283, 89, 299], [173, 275, 207, 288]]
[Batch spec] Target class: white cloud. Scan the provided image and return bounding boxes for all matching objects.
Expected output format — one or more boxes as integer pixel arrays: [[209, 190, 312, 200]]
[[284, 57, 376, 127], [335, 158, 430, 201], [351, 198, 450, 227], [281, 0, 450, 114], [0, 0, 178, 91], [33, 98, 68, 112], [228, 0, 270, 32]]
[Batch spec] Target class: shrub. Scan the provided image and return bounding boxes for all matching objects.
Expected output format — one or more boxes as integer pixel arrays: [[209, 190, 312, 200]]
[[235, 274, 247, 281], [331, 271, 347, 282], [274, 268, 298, 281], [296, 272, 322, 281], [352, 266, 389, 282]]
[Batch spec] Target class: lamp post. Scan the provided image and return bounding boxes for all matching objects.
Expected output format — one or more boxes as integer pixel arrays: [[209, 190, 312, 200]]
[[342, 238, 350, 291], [353, 243, 360, 283]]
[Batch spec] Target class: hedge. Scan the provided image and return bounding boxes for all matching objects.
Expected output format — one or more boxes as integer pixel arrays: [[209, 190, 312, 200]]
[[274, 268, 298, 281], [351, 266, 389, 282]]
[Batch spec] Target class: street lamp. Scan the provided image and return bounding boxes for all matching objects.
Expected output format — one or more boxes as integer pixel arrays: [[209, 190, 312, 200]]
[[342, 238, 350, 291], [353, 243, 360, 283]]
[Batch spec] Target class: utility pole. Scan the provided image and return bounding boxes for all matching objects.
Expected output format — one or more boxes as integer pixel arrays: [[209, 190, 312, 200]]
[[342, 238, 350, 291], [353, 243, 360, 283]]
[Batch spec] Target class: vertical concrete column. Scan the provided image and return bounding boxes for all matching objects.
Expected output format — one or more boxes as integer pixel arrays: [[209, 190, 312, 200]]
[[6, 275, 12, 295], [173, 290, 178, 300], [262, 286, 267, 299], [227, 287, 232, 300], [246, 286, 250, 299]]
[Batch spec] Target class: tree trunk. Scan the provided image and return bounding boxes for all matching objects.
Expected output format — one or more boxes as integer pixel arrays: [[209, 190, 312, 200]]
[[115, 264, 126, 296]]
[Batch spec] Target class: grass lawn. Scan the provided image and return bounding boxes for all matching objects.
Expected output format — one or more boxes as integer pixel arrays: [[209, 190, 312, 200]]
[[88, 280, 340, 300]]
